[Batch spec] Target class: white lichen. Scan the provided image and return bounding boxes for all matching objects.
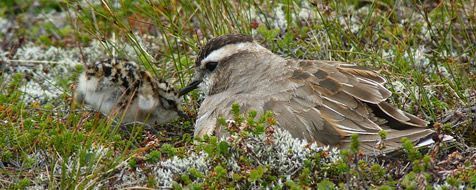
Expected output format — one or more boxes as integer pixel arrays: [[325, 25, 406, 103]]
[[0, 17, 12, 37], [154, 152, 209, 187], [273, 4, 288, 31]]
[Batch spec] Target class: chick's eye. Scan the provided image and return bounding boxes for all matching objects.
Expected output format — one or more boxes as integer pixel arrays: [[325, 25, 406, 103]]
[[205, 61, 218, 71]]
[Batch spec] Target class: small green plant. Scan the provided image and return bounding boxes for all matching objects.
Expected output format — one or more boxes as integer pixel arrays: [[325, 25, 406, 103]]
[[401, 138, 422, 161], [160, 144, 177, 157], [248, 165, 266, 183], [145, 150, 162, 163]]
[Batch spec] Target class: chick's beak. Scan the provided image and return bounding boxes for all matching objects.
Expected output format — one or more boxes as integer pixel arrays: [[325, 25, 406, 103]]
[[178, 80, 202, 97]]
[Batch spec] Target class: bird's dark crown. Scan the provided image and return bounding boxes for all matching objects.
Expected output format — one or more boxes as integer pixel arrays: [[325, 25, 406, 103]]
[[196, 34, 253, 66]]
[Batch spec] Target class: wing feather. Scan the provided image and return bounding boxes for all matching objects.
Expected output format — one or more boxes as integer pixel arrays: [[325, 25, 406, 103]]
[[194, 52, 432, 154]]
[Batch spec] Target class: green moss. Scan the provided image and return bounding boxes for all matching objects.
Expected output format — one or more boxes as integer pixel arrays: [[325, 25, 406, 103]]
[[317, 179, 336, 190], [160, 143, 177, 157], [248, 165, 266, 182], [145, 150, 162, 163]]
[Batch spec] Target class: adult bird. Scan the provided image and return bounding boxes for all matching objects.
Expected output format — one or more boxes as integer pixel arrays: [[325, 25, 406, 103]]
[[180, 34, 440, 154]]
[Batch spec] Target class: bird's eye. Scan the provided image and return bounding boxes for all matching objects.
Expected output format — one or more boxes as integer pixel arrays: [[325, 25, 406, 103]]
[[205, 61, 218, 71]]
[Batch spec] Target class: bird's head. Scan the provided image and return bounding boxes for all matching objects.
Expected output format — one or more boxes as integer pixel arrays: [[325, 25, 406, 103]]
[[179, 34, 269, 96]]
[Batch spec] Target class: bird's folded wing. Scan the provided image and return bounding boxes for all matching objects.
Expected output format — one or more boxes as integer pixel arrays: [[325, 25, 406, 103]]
[[279, 60, 431, 153], [194, 58, 432, 154]]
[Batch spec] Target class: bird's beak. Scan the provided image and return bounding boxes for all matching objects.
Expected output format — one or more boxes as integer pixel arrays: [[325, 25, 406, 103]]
[[177, 110, 190, 120], [178, 80, 202, 97]]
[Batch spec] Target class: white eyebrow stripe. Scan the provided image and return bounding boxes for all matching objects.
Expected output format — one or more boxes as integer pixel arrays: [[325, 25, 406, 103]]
[[202, 42, 271, 63]]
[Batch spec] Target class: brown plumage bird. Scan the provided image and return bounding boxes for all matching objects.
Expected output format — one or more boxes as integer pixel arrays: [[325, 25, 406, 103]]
[[180, 34, 438, 154]]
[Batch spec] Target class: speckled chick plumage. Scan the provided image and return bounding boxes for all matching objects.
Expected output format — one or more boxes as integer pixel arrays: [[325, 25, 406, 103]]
[[74, 58, 183, 125]]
